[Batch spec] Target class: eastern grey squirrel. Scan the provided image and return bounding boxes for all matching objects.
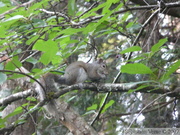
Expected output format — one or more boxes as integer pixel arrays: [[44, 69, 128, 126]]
[[42, 59, 108, 120]]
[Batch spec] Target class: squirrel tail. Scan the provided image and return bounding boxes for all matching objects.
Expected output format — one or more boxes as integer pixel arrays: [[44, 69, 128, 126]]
[[54, 75, 66, 84]]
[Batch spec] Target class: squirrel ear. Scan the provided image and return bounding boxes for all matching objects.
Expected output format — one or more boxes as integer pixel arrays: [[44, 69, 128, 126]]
[[96, 58, 104, 63]]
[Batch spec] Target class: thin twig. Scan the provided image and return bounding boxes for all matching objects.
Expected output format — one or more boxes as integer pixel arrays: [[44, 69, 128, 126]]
[[127, 91, 174, 129], [0, 0, 37, 19], [0, 69, 45, 92], [132, 8, 160, 47], [0, 99, 46, 134], [39, 9, 70, 21], [19, 31, 46, 61], [103, 98, 175, 119], [74, 2, 99, 19], [34, 2, 180, 29]]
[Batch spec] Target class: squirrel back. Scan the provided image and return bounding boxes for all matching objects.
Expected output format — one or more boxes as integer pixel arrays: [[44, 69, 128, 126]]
[[43, 59, 108, 88], [64, 59, 108, 85]]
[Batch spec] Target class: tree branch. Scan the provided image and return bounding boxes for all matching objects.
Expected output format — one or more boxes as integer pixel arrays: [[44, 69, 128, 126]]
[[1, 82, 179, 107], [0, 69, 46, 92], [0, 0, 37, 19], [0, 98, 46, 134], [36, 1, 180, 28], [0, 89, 33, 106], [1, 81, 179, 134], [39, 9, 70, 21], [103, 98, 175, 119]]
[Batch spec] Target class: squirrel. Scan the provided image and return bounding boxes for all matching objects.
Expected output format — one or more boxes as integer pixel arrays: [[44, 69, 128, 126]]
[[41, 59, 108, 120], [43, 58, 108, 90]]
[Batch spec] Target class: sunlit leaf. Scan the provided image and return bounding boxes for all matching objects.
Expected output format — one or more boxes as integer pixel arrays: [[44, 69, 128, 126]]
[[101, 100, 115, 113], [15, 119, 27, 125], [4, 15, 25, 22], [87, 104, 98, 111], [5, 56, 22, 71], [128, 85, 150, 93], [128, 56, 144, 62], [26, 57, 38, 65], [33, 40, 58, 65], [161, 60, 180, 81], [120, 46, 142, 54], [26, 97, 37, 102], [121, 63, 153, 74], [4, 106, 23, 120], [150, 38, 168, 56], [68, 0, 76, 16]]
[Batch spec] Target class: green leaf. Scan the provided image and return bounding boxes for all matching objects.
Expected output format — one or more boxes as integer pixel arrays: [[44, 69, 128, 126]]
[[0, 118, 6, 128], [51, 55, 63, 65], [8, 74, 27, 80], [57, 35, 78, 49], [121, 63, 153, 74], [0, 73, 7, 84], [128, 56, 144, 62], [121, 12, 130, 22], [58, 27, 85, 35], [102, 0, 116, 14], [15, 119, 27, 125], [5, 56, 22, 70], [68, 0, 76, 16], [128, 85, 149, 93], [33, 40, 58, 65], [83, 3, 106, 17], [87, 104, 98, 111], [26, 97, 37, 102], [103, 0, 121, 14], [120, 46, 142, 54], [150, 38, 168, 56], [161, 60, 180, 81], [26, 35, 39, 45], [26, 57, 38, 65], [101, 100, 115, 113], [126, 21, 134, 28], [0, 23, 7, 38], [28, 0, 49, 13], [4, 15, 25, 22], [4, 106, 23, 120]]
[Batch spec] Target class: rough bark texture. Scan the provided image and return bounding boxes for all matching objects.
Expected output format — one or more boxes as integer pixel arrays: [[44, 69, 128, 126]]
[[0, 71, 36, 135]]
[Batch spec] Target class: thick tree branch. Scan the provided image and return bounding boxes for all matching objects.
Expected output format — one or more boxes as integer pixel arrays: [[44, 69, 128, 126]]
[[0, 89, 33, 106], [1, 81, 179, 134], [1, 82, 179, 107]]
